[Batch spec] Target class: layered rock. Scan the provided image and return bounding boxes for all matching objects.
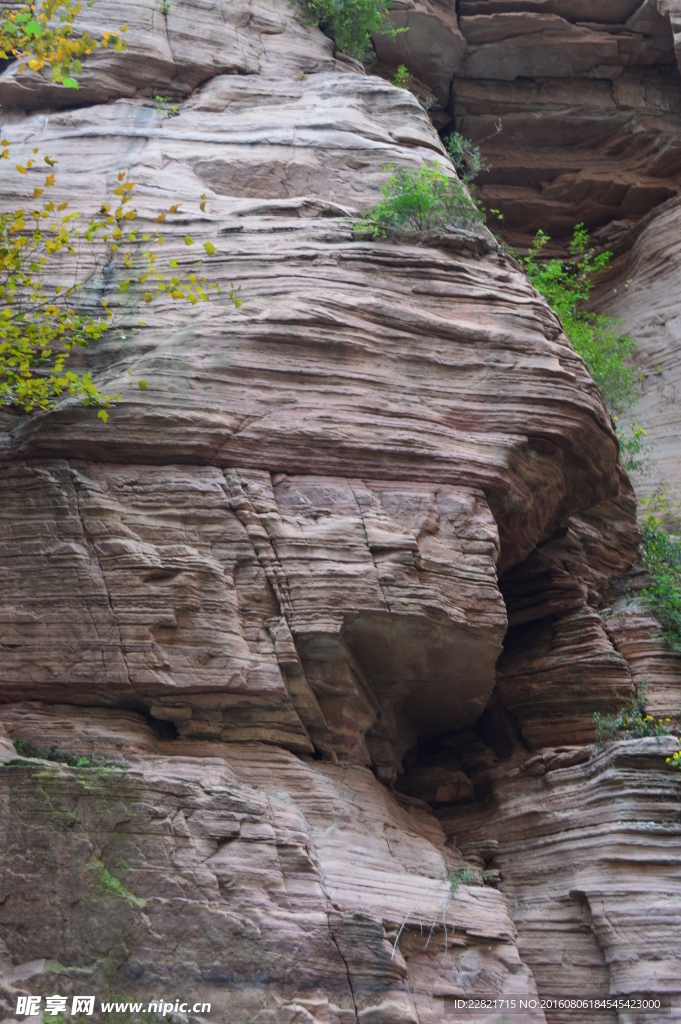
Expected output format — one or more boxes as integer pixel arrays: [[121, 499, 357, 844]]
[[596, 196, 681, 509], [495, 474, 641, 747], [373, 0, 681, 251], [0, 744, 546, 1024], [440, 736, 681, 1024], [0, 1, 680, 1021]]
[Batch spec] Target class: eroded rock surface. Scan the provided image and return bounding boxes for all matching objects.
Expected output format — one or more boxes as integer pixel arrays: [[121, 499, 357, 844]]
[[0, 1, 680, 1022], [374, 0, 681, 251]]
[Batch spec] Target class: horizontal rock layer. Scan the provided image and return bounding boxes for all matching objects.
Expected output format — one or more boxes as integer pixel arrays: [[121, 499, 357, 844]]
[[442, 737, 681, 1024], [0, 1, 680, 1021], [373, 0, 681, 251], [0, 743, 544, 1024]]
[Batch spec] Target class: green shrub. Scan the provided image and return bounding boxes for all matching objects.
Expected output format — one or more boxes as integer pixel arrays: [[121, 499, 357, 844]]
[[593, 682, 672, 745], [0, 0, 127, 89], [392, 64, 411, 89], [14, 738, 108, 767], [448, 866, 478, 891], [640, 507, 681, 657], [445, 132, 487, 186], [295, 0, 399, 62], [520, 225, 649, 473], [355, 162, 484, 238]]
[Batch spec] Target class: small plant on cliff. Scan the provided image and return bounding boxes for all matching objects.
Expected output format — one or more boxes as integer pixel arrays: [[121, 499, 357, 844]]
[[155, 94, 179, 118], [445, 132, 488, 187], [593, 682, 672, 745], [392, 64, 411, 89], [390, 865, 479, 961], [520, 224, 649, 474], [639, 499, 681, 658], [355, 161, 484, 238], [294, 0, 402, 62], [14, 739, 114, 767], [0, 0, 127, 89], [667, 749, 681, 770], [0, 140, 234, 419]]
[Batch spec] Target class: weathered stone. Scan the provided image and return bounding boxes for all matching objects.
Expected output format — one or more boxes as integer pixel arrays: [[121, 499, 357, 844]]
[[443, 737, 681, 1024], [0, 747, 544, 1024], [0, 0, 680, 1020]]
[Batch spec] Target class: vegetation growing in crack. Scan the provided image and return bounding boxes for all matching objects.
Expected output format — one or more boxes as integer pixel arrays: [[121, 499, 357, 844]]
[[392, 63, 411, 89], [155, 94, 179, 118], [294, 0, 402, 62], [639, 497, 681, 658], [355, 162, 485, 238], [445, 132, 489, 187], [0, 0, 127, 89], [520, 224, 649, 474], [593, 682, 673, 745], [667, 748, 681, 770], [390, 865, 480, 961], [13, 738, 125, 768], [90, 856, 146, 907], [0, 140, 237, 419]]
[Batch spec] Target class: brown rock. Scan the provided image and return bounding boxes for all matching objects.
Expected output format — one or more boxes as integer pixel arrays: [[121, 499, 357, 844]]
[[0, 746, 544, 1023], [0, 1, 679, 1019], [445, 737, 681, 1023]]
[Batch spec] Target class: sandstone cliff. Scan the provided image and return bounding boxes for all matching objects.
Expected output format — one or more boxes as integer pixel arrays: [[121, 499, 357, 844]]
[[0, 2, 680, 1023]]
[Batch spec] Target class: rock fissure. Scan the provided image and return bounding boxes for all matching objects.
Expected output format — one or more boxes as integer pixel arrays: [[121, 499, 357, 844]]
[[68, 467, 134, 691], [0, 0, 680, 1019]]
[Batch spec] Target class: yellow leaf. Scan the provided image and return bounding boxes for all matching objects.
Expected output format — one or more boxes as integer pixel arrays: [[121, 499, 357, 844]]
[[169, 204, 181, 214], [44, 156, 56, 167], [16, 165, 26, 174], [117, 171, 125, 181], [57, 202, 68, 211], [203, 241, 216, 255], [155, 212, 166, 223], [32, 187, 44, 199], [184, 235, 194, 246], [97, 409, 109, 422], [45, 173, 55, 186], [138, 379, 147, 389]]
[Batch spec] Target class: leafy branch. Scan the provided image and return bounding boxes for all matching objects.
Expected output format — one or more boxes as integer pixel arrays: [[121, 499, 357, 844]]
[[294, 0, 402, 63], [1, 140, 234, 420], [355, 161, 484, 238], [520, 225, 649, 473], [0, 0, 127, 89]]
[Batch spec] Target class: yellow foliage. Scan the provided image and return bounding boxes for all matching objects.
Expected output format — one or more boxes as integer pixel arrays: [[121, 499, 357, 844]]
[[1, 143, 228, 420], [0, 0, 128, 89]]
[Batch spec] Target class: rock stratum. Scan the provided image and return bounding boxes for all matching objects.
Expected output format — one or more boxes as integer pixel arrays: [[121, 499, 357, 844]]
[[0, 2, 680, 1023]]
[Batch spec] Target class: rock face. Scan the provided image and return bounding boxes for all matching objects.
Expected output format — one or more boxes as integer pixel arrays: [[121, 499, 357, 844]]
[[597, 196, 681, 511], [372, 0, 681, 535], [374, 0, 681, 252], [0, 2, 680, 1023]]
